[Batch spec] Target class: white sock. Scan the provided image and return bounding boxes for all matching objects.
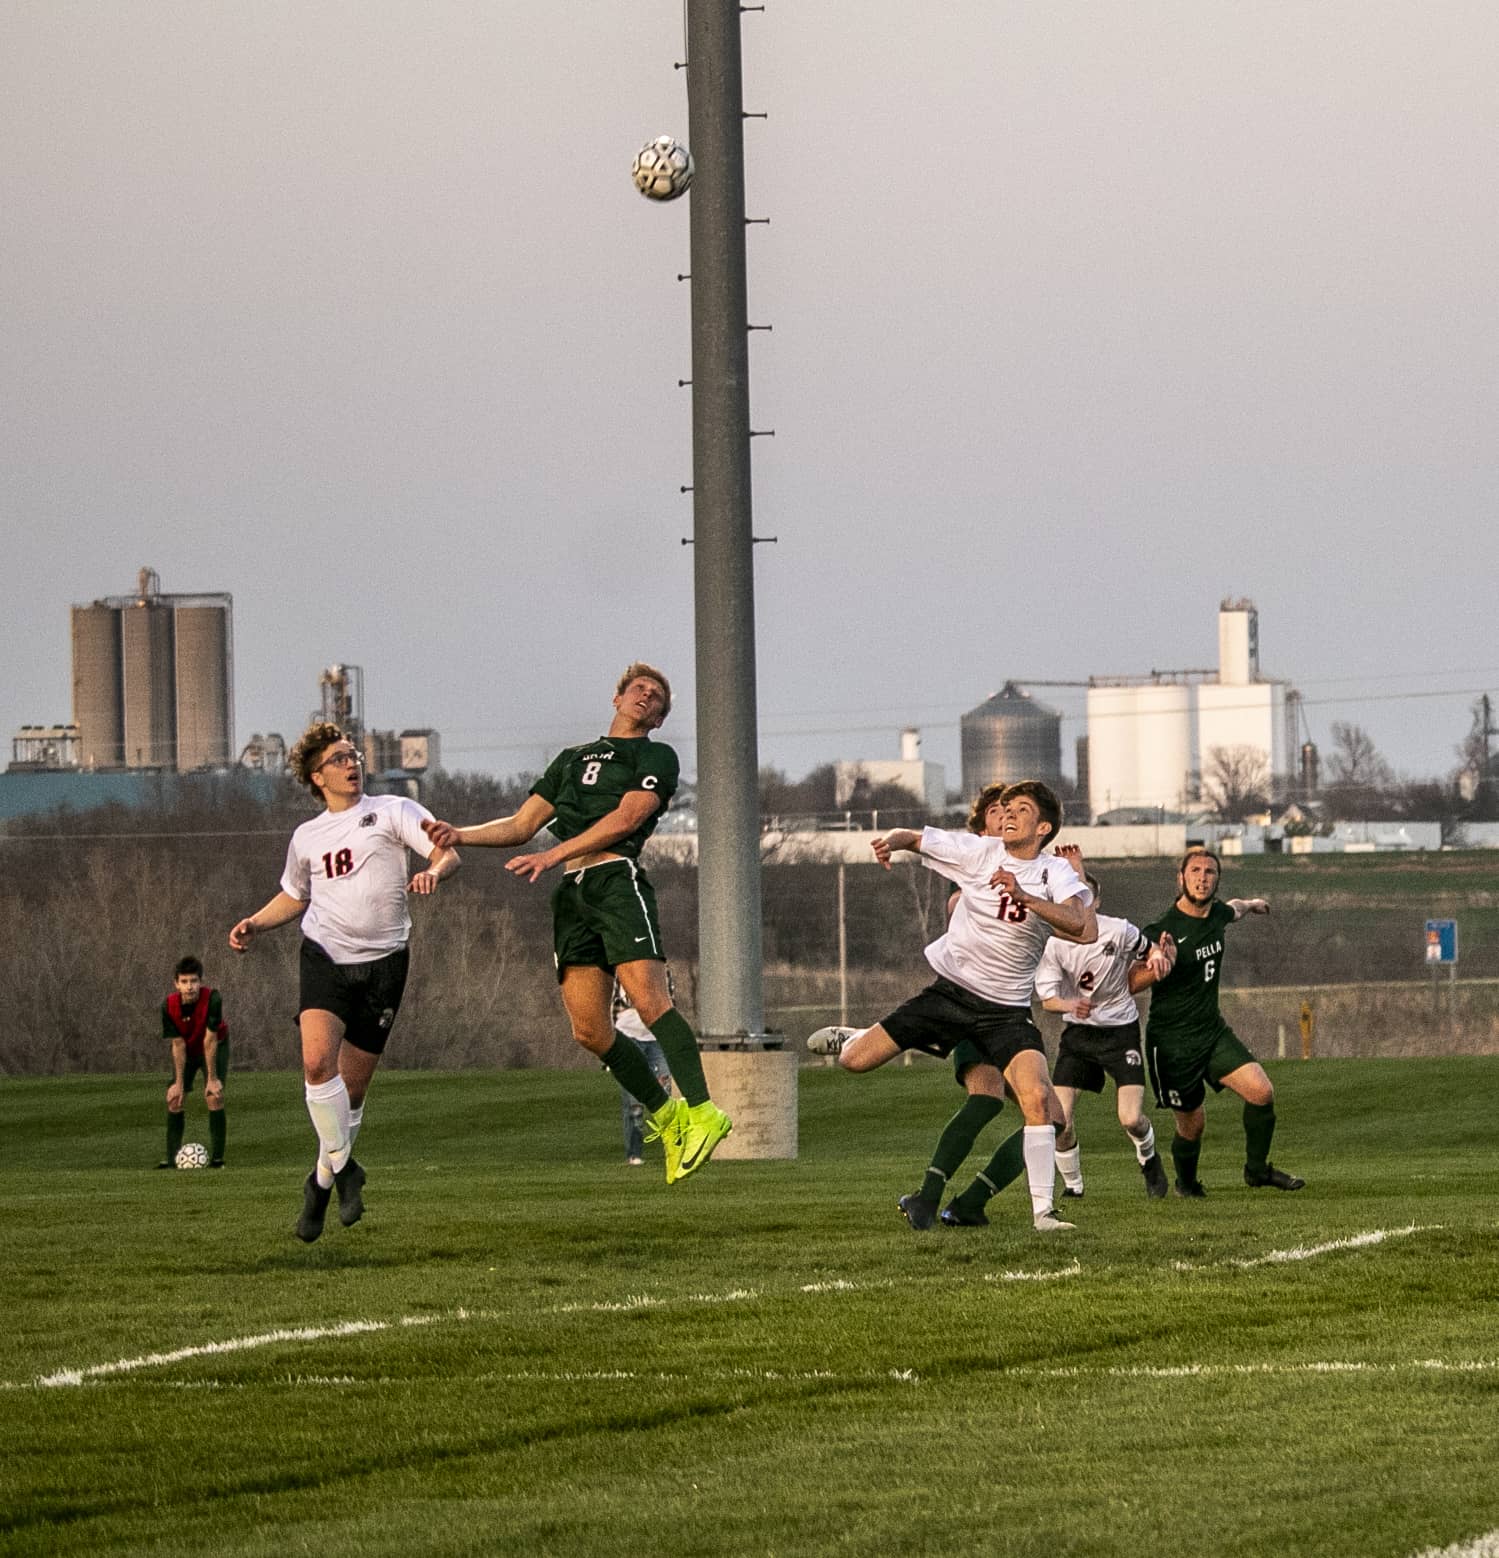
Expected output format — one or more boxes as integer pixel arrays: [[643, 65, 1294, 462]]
[[305, 1076, 352, 1182], [1131, 1120, 1156, 1165], [1023, 1125, 1057, 1217], [318, 1102, 364, 1186], [1055, 1144, 1084, 1193]]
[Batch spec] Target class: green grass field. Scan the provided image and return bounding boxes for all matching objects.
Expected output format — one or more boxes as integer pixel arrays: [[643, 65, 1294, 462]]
[[4, 1062, 1498, 1557]]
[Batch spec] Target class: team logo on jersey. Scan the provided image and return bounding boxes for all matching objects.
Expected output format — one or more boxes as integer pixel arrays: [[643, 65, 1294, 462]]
[[360, 812, 378, 827]]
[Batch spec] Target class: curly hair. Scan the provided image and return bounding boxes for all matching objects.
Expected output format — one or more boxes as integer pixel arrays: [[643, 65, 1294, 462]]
[[289, 721, 347, 793], [966, 782, 1007, 834], [616, 661, 672, 718]]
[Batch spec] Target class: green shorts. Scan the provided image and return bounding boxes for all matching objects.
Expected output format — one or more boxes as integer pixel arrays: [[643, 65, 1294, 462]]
[[178, 1040, 230, 1094], [551, 858, 665, 979], [1145, 1024, 1254, 1113]]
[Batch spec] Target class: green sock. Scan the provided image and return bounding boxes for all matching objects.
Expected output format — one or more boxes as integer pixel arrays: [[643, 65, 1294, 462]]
[[921, 1096, 1003, 1202], [602, 1034, 671, 1113], [209, 1110, 226, 1162], [165, 1111, 185, 1162], [648, 1008, 709, 1106], [952, 1126, 1026, 1210], [1242, 1102, 1275, 1174], [1172, 1133, 1203, 1187]]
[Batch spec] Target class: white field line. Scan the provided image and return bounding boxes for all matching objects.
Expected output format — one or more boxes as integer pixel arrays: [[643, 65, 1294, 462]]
[[554, 1287, 758, 1314], [1010, 1358, 1499, 1381], [31, 1320, 389, 1389], [1171, 1223, 1439, 1273], [987, 1260, 1081, 1283], [1411, 1531, 1499, 1558], [5, 1225, 1442, 1392]]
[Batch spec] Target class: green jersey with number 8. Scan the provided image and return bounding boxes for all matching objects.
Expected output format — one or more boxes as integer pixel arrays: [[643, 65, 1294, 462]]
[[1142, 899, 1236, 1041], [530, 736, 679, 861]]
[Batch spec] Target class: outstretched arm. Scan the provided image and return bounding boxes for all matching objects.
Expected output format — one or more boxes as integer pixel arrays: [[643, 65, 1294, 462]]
[[871, 829, 924, 868], [422, 793, 556, 852], [1228, 897, 1270, 919], [229, 891, 306, 952]]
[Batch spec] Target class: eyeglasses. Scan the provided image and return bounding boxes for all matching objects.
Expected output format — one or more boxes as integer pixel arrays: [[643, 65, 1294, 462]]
[[317, 750, 363, 770]]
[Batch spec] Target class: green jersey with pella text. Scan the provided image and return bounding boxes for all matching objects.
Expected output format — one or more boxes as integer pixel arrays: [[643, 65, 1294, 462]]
[[1142, 899, 1237, 1045], [530, 736, 678, 861]]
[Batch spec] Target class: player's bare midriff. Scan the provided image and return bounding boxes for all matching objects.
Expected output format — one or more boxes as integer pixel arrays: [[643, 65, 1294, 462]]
[[568, 850, 626, 872]]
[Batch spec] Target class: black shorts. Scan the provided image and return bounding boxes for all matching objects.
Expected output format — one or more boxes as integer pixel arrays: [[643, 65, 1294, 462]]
[[881, 977, 1044, 1071], [1053, 1020, 1144, 1094], [298, 939, 410, 1056], [178, 1040, 230, 1094]]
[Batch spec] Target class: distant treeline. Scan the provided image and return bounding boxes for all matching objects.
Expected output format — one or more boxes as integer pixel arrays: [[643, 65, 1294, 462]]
[[2, 776, 1496, 1073]]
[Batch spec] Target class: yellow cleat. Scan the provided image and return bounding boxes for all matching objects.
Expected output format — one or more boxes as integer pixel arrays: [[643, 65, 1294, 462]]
[[674, 1101, 733, 1182], [644, 1097, 687, 1183]]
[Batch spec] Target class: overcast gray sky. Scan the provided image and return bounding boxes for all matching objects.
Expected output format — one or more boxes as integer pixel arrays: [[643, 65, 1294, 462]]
[[4, 2, 1496, 789]]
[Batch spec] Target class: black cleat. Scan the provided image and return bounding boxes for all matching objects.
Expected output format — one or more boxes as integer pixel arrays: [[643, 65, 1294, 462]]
[[209, 1159, 225, 1169], [940, 1202, 990, 1228], [334, 1157, 367, 1226], [1060, 1187, 1085, 1200], [1142, 1153, 1169, 1199], [1245, 1162, 1306, 1191], [897, 1193, 938, 1231], [1173, 1178, 1208, 1199], [295, 1173, 333, 1242], [154, 1160, 173, 1170]]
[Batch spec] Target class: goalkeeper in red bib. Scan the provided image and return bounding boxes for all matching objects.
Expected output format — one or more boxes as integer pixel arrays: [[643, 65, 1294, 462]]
[[422, 663, 732, 1184], [157, 955, 229, 1168]]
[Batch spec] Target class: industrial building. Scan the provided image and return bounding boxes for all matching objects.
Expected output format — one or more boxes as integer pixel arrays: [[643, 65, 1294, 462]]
[[959, 683, 1064, 801], [954, 601, 1303, 821], [70, 568, 233, 771], [311, 663, 439, 780], [1085, 599, 1297, 819], [834, 728, 945, 813]]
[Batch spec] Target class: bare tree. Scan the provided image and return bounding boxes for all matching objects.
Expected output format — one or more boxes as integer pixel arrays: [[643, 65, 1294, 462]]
[[1327, 722, 1394, 789], [1201, 744, 1271, 822]]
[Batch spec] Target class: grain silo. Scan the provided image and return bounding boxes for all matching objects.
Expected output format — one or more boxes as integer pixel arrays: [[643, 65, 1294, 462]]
[[960, 682, 1063, 798], [69, 570, 233, 771], [121, 597, 176, 768], [174, 605, 233, 769], [1086, 678, 1196, 817], [71, 604, 125, 769]]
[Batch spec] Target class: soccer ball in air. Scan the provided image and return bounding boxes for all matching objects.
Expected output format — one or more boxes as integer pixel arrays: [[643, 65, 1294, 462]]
[[175, 1142, 210, 1170], [632, 135, 693, 201]]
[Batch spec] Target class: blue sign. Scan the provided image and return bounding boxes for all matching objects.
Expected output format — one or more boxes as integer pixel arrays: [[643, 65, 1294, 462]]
[[1425, 919, 1459, 965]]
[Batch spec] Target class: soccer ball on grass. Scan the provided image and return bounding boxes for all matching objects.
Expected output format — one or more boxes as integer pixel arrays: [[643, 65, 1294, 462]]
[[632, 135, 693, 201], [175, 1142, 210, 1169]]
